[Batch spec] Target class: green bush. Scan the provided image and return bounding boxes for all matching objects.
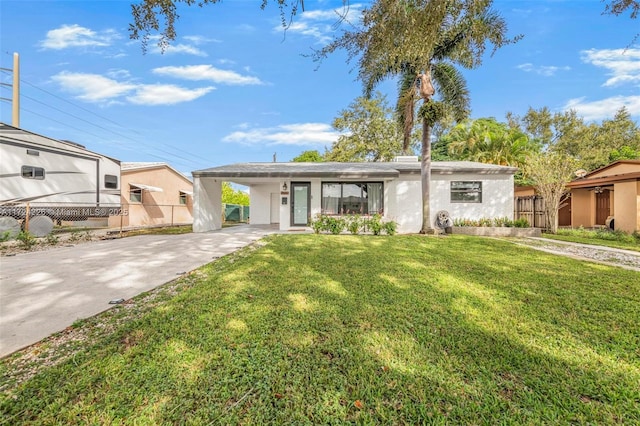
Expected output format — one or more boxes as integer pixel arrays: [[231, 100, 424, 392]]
[[17, 230, 37, 250], [346, 215, 363, 235], [0, 230, 12, 242], [453, 217, 529, 228], [383, 220, 397, 236], [366, 214, 383, 235], [311, 214, 397, 236], [513, 218, 530, 228]]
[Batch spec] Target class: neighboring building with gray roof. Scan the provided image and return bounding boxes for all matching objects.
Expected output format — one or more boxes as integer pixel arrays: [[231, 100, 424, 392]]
[[192, 159, 518, 233]]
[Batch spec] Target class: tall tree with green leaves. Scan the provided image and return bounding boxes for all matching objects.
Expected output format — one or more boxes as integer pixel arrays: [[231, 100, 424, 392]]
[[446, 118, 537, 167], [291, 150, 325, 162], [315, 0, 520, 233], [509, 106, 640, 171], [222, 182, 249, 205], [324, 94, 405, 162], [523, 153, 578, 234]]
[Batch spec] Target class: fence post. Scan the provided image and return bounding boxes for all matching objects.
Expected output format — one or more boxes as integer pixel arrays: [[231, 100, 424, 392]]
[[532, 196, 536, 228], [24, 202, 30, 232], [171, 205, 174, 226]]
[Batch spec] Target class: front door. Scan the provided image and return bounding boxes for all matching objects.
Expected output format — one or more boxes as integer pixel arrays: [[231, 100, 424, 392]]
[[291, 182, 310, 226], [595, 189, 610, 225]]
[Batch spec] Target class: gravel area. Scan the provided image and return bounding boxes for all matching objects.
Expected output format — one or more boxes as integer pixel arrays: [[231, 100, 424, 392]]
[[508, 237, 640, 271]]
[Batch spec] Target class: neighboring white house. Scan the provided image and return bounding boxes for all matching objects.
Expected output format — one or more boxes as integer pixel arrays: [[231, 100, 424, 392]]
[[192, 159, 517, 234]]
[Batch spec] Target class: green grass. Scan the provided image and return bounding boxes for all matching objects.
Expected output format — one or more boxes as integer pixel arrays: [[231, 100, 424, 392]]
[[1, 235, 639, 425], [544, 228, 640, 252]]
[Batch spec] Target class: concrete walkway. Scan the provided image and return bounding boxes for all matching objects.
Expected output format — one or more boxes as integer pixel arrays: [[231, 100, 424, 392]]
[[0, 225, 277, 358]]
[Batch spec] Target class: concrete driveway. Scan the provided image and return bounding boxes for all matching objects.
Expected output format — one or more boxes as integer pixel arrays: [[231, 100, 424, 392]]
[[0, 225, 276, 358]]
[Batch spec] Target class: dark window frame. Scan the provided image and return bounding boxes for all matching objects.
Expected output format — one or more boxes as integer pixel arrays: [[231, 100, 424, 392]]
[[130, 187, 142, 203], [179, 192, 188, 205], [451, 181, 482, 203], [21, 166, 45, 180], [320, 181, 384, 215], [104, 174, 118, 189]]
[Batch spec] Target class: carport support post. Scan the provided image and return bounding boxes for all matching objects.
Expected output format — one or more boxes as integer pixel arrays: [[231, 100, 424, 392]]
[[193, 177, 222, 232]]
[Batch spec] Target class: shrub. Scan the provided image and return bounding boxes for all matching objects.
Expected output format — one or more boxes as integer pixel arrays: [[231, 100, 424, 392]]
[[45, 232, 60, 245], [346, 215, 363, 235], [382, 220, 397, 236], [0, 231, 12, 242], [310, 215, 326, 234], [16, 230, 37, 250], [366, 214, 383, 235], [325, 216, 346, 235], [513, 218, 530, 228]]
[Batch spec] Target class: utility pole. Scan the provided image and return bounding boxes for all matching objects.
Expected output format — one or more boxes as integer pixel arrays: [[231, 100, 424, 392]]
[[0, 52, 20, 127]]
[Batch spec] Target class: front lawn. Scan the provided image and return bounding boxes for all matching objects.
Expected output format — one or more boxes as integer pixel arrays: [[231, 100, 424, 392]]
[[1, 235, 638, 424]]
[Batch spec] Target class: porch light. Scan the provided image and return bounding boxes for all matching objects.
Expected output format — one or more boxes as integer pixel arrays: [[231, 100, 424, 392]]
[[594, 186, 603, 194], [282, 182, 288, 191]]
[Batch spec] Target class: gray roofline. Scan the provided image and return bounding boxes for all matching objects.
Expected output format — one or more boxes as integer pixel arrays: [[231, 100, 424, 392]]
[[192, 161, 518, 179]]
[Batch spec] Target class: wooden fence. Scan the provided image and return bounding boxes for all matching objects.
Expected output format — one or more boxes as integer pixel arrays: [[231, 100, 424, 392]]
[[514, 196, 549, 229]]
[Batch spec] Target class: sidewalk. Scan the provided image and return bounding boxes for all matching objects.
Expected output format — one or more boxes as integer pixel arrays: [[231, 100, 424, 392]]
[[510, 237, 640, 271]]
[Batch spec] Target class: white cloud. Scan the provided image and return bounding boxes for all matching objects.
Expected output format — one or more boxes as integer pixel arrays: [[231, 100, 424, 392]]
[[184, 35, 221, 45], [153, 65, 263, 85], [127, 84, 214, 105], [516, 63, 571, 76], [40, 24, 118, 50], [222, 123, 341, 146], [51, 71, 213, 106], [51, 72, 136, 102], [280, 3, 363, 44], [581, 48, 640, 87], [563, 95, 640, 121], [148, 43, 208, 57]]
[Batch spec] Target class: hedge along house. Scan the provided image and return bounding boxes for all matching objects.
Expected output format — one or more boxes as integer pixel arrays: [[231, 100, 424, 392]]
[[565, 160, 640, 233], [192, 160, 518, 234]]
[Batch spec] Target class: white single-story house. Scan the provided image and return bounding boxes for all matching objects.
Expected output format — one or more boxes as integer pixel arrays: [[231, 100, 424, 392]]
[[192, 159, 518, 234]]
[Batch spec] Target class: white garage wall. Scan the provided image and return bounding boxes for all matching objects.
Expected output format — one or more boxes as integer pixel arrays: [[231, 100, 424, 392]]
[[250, 184, 279, 225]]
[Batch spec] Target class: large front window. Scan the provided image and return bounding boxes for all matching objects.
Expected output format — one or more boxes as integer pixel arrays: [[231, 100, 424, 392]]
[[321, 182, 383, 215]]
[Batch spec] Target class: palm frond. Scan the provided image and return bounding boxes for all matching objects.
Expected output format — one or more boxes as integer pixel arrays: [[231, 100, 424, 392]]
[[431, 62, 470, 123]]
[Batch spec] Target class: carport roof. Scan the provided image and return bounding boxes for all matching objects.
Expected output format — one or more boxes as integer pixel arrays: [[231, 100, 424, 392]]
[[192, 161, 517, 179]]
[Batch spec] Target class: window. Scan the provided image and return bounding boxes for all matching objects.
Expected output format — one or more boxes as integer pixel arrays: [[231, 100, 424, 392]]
[[321, 182, 383, 215], [22, 166, 45, 180], [105, 174, 118, 189], [130, 187, 142, 203], [179, 192, 188, 205], [451, 181, 482, 203]]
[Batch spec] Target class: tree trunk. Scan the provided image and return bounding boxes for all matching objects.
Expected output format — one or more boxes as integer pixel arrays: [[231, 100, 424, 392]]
[[420, 116, 433, 234]]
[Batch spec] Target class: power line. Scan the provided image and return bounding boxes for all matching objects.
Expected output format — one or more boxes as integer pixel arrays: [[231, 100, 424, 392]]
[[0, 69, 213, 169]]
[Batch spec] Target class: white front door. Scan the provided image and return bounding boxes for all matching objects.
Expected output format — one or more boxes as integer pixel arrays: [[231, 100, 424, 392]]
[[270, 193, 279, 224]]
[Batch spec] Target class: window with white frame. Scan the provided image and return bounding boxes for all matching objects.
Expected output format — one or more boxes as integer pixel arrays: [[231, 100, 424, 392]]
[[21, 166, 45, 180], [321, 182, 383, 215], [451, 181, 482, 203]]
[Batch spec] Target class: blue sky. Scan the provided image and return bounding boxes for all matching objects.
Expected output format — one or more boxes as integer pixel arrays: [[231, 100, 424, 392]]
[[1, 0, 639, 175]]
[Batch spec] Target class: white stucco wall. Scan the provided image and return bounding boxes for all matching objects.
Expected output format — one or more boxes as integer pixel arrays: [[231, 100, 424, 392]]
[[193, 177, 222, 232], [430, 173, 515, 222], [249, 184, 279, 225], [385, 173, 515, 233]]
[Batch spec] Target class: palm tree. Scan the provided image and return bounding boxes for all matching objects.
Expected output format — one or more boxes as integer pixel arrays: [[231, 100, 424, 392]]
[[313, 0, 520, 233]]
